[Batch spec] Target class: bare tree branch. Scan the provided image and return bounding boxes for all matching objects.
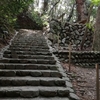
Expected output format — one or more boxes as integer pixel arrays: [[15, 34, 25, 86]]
[[49, 0, 60, 15], [67, 3, 75, 22]]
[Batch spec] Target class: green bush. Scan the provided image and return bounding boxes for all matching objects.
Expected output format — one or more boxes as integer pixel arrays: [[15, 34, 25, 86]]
[[28, 11, 43, 28]]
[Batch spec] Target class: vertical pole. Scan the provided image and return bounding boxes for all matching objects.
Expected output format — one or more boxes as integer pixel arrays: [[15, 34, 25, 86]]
[[96, 64, 99, 100], [58, 32, 59, 51], [69, 43, 72, 72]]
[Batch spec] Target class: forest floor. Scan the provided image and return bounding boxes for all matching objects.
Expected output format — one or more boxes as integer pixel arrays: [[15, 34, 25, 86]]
[[61, 63, 100, 100]]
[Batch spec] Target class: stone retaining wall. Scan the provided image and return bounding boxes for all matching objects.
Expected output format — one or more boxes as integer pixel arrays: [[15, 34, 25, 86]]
[[61, 22, 93, 49], [49, 21, 94, 50], [54, 51, 100, 68]]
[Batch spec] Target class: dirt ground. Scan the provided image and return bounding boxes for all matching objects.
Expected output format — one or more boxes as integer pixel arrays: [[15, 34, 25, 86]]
[[61, 63, 100, 100]]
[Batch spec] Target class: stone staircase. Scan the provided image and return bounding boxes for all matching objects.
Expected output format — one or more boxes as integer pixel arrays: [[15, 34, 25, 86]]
[[0, 31, 79, 100]]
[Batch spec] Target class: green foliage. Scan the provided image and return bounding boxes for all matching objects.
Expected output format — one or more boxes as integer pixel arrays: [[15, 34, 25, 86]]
[[86, 22, 94, 31], [91, 6, 98, 18], [0, 0, 34, 30], [86, 23, 91, 29], [91, 0, 100, 5], [29, 11, 43, 27], [41, 15, 49, 26]]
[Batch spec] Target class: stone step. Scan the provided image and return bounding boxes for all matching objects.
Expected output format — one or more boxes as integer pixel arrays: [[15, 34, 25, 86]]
[[0, 63, 58, 70], [0, 58, 56, 64], [8, 48, 49, 52], [4, 50, 52, 55], [11, 40, 46, 42], [9, 45, 48, 48], [3, 54, 54, 60], [11, 45, 48, 47], [16, 42, 46, 44], [12, 40, 46, 42], [0, 86, 72, 98], [0, 70, 62, 77], [11, 43, 47, 45], [0, 77, 65, 86], [0, 97, 70, 100], [10, 45, 49, 49], [12, 38, 45, 40]]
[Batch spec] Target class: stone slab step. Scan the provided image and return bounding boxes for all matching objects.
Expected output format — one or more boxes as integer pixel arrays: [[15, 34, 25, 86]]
[[9, 43, 47, 45], [11, 43, 47, 46], [9, 47, 48, 49], [12, 39, 46, 42], [3, 54, 54, 60], [0, 97, 70, 100], [0, 86, 72, 98], [4, 50, 52, 55], [0, 59, 56, 64], [10, 46, 49, 49], [0, 70, 62, 77], [12, 41, 46, 43], [0, 77, 65, 86], [0, 64, 57, 70], [16, 42, 46, 44], [9, 45, 49, 50], [8, 48, 49, 52], [13, 40, 46, 42]]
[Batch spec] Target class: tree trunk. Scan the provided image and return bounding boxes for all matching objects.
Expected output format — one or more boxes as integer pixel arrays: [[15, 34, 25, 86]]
[[67, 3, 75, 22], [43, 0, 49, 13], [80, 5, 93, 50], [75, 0, 88, 22], [93, 6, 100, 51]]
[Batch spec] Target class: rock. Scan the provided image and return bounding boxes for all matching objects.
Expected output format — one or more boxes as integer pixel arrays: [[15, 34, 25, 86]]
[[20, 90, 39, 97], [65, 81, 73, 88], [62, 38, 66, 44], [58, 89, 69, 97], [40, 88, 57, 97], [6, 91, 20, 97], [69, 93, 80, 100]]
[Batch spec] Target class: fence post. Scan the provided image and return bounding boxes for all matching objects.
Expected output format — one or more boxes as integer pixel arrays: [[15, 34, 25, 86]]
[[68, 43, 72, 72], [57, 32, 59, 51], [96, 64, 99, 100]]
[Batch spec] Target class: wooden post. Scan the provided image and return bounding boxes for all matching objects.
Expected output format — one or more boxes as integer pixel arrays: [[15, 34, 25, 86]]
[[57, 32, 59, 51], [96, 64, 99, 100], [68, 43, 72, 72]]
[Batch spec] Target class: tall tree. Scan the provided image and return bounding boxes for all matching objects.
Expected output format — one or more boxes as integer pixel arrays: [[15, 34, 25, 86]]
[[75, 0, 88, 22], [43, 0, 49, 13], [80, 4, 94, 50], [93, 5, 100, 51]]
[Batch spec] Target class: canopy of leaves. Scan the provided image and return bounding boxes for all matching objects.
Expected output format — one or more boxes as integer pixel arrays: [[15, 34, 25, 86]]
[[0, 0, 34, 29], [28, 11, 43, 28], [91, 0, 100, 5]]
